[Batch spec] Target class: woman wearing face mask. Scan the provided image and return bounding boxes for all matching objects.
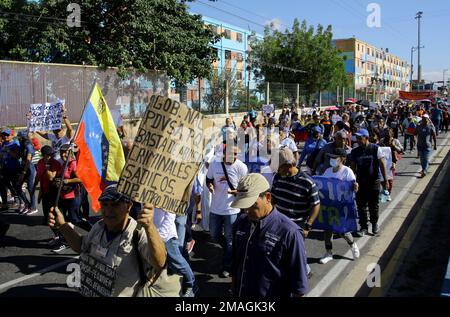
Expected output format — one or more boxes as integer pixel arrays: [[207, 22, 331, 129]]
[[319, 148, 360, 264]]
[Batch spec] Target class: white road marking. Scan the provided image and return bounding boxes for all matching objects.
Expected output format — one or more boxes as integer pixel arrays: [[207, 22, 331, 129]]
[[307, 134, 450, 297], [0, 257, 78, 292]]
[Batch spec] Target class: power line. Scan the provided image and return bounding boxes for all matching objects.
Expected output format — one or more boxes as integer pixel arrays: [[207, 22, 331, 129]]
[[218, 0, 290, 29], [195, 0, 268, 29], [0, 10, 86, 24]]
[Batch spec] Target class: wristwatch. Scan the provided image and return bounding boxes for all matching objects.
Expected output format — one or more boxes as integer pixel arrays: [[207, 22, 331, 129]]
[[303, 222, 313, 231]]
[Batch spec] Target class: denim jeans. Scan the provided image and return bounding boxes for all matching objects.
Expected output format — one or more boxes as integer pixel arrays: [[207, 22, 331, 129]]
[[418, 147, 432, 173], [209, 212, 238, 270], [165, 238, 195, 289], [403, 134, 415, 151], [25, 165, 36, 209], [175, 215, 189, 261]]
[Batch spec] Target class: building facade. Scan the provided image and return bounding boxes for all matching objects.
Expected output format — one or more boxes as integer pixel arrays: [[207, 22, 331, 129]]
[[334, 38, 410, 102], [174, 16, 263, 112]]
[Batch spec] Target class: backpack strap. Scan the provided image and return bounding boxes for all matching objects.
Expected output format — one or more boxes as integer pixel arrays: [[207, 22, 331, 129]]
[[132, 229, 163, 287], [221, 162, 236, 191]]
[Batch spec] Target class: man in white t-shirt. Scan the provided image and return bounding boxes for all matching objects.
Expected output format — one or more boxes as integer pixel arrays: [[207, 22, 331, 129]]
[[154, 208, 195, 297], [36, 108, 73, 160], [206, 145, 248, 278]]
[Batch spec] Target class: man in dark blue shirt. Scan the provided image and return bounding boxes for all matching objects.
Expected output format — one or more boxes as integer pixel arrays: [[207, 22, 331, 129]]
[[230, 173, 308, 297]]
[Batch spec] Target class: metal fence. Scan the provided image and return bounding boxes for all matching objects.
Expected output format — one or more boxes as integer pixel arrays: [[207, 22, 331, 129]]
[[0, 60, 169, 127], [174, 81, 357, 115]]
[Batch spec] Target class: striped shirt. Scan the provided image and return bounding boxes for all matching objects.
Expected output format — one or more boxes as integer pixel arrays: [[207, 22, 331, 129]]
[[271, 171, 320, 220]]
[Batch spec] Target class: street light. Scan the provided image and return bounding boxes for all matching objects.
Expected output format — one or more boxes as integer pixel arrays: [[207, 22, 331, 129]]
[[410, 45, 424, 91], [415, 11, 423, 90]]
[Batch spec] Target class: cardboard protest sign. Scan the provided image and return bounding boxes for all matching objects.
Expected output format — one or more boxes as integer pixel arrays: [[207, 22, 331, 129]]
[[117, 95, 214, 215], [79, 253, 116, 297], [312, 176, 358, 234], [262, 104, 274, 114], [379, 147, 393, 179], [28, 100, 64, 132]]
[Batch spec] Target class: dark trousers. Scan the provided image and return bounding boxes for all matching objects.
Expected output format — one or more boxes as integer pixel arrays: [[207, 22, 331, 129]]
[[356, 184, 380, 230], [79, 185, 90, 219], [0, 172, 30, 207], [42, 192, 58, 236]]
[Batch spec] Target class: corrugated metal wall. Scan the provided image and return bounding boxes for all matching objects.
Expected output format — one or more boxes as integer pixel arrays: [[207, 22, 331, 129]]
[[0, 61, 168, 127]]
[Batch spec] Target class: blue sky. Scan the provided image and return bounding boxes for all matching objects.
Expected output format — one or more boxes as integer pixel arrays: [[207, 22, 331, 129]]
[[188, 0, 450, 82]]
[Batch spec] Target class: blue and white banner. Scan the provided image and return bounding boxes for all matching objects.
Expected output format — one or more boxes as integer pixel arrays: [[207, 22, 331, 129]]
[[312, 176, 358, 234]]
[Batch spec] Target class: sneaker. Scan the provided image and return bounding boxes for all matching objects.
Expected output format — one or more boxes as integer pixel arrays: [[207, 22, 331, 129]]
[[18, 207, 28, 215], [219, 269, 230, 278], [355, 229, 368, 237], [51, 243, 70, 253], [182, 287, 195, 298], [351, 243, 360, 259], [186, 239, 195, 254], [48, 236, 60, 246], [386, 195, 392, 202], [307, 271, 313, 279], [25, 209, 38, 215], [372, 223, 380, 235], [319, 252, 333, 264]]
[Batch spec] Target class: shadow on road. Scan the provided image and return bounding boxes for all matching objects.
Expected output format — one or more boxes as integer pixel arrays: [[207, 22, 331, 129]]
[[0, 283, 81, 297]]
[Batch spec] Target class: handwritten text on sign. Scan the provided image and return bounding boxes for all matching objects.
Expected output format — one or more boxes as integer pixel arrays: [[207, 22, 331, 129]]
[[118, 95, 213, 215], [79, 253, 116, 297], [312, 176, 358, 234], [28, 101, 64, 132]]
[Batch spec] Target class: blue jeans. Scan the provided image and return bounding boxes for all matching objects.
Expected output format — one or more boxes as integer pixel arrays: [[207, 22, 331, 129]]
[[175, 215, 189, 261], [418, 147, 432, 173], [25, 165, 36, 209], [209, 212, 238, 270], [165, 238, 195, 289]]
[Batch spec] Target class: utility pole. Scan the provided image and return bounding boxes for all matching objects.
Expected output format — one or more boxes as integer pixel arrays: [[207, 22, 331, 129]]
[[415, 11, 423, 90], [443, 69, 448, 88]]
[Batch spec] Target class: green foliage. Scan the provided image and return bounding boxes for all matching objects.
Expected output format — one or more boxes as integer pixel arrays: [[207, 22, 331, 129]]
[[251, 19, 349, 103], [0, 0, 219, 83]]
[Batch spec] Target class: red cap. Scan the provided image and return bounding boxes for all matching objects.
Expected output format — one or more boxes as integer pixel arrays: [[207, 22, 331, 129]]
[[31, 137, 41, 150]]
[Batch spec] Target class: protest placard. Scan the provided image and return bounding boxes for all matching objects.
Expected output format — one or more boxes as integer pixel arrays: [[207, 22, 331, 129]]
[[262, 104, 274, 114], [79, 253, 116, 297], [117, 95, 214, 215], [312, 176, 358, 234], [379, 147, 393, 179], [27, 100, 64, 132]]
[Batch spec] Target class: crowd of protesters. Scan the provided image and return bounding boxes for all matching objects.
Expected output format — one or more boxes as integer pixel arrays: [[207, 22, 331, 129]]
[[0, 97, 448, 298]]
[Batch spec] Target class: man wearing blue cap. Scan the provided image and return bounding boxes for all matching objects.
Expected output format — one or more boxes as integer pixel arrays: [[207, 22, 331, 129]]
[[298, 125, 327, 171], [350, 129, 388, 236], [0, 129, 23, 211]]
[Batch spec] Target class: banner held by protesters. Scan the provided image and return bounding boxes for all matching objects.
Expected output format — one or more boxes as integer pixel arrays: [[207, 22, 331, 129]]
[[117, 95, 214, 215], [28, 100, 64, 132], [312, 176, 358, 234]]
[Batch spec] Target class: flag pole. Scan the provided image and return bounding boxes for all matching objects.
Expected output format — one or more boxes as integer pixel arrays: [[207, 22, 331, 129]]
[[53, 81, 98, 209]]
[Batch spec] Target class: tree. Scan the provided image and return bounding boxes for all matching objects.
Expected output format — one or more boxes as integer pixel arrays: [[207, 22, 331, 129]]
[[251, 19, 348, 104], [0, 0, 219, 83]]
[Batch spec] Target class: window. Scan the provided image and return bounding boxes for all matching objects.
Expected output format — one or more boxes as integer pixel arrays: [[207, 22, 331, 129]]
[[236, 71, 243, 80], [225, 50, 231, 60], [357, 44, 360, 51], [224, 29, 231, 39], [236, 33, 243, 43], [236, 52, 243, 61]]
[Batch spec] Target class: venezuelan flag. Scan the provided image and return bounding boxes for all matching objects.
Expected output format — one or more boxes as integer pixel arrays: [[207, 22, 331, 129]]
[[74, 83, 125, 212]]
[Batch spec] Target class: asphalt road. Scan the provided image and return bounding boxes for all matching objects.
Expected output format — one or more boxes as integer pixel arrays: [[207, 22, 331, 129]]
[[1, 132, 449, 297]]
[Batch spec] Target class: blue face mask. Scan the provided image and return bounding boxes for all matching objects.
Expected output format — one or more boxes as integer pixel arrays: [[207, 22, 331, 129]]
[[330, 158, 339, 168]]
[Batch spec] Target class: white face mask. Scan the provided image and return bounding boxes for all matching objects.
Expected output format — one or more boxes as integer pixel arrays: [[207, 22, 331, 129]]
[[330, 158, 339, 168]]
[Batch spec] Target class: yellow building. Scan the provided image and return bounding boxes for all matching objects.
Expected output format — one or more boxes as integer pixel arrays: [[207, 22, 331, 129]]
[[334, 38, 410, 101]]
